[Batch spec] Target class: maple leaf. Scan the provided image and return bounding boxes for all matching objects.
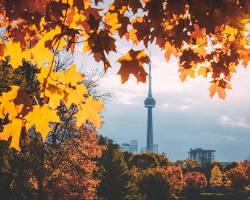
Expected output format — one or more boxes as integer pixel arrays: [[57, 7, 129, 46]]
[[64, 64, 83, 86], [3, 41, 23, 69], [179, 67, 195, 81], [30, 27, 63, 68], [209, 82, 216, 97], [37, 64, 87, 109], [125, 29, 139, 45], [239, 49, 250, 68], [222, 25, 238, 42], [0, 86, 23, 120], [44, 84, 64, 109], [0, 86, 19, 102], [164, 42, 178, 62], [75, 96, 104, 128], [216, 86, 226, 99], [209, 82, 226, 99], [104, 12, 121, 33], [25, 105, 60, 141], [191, 24, 206, 39], [0, 119, 23, 151], [197, 67, 207, 77], [117, 49, 149, 83], [64, 84, 88, 107]]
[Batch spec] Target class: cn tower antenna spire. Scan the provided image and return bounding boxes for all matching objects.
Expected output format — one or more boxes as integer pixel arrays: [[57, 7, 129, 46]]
[[148, 61, 152, 97]]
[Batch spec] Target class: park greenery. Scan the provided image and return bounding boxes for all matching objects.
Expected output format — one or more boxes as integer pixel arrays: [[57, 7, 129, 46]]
[[0, 0, 250, 199], [0, 134, 249, 200]]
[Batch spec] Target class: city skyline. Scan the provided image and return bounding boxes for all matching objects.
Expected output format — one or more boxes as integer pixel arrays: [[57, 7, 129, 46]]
[[75, 39, 250, 162]]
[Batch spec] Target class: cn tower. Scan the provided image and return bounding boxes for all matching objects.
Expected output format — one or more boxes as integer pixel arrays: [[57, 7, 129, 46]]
[[144, 62, 156, 152]]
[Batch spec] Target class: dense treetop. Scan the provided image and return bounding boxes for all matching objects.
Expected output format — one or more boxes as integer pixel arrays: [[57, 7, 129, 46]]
[[0, 0, 250, 149]]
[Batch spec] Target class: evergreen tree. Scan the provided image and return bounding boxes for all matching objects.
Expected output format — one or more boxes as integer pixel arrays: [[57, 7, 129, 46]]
[[97, 136, 142, 200], [129, 153, 159, 170], [210, 165, 223, 187]]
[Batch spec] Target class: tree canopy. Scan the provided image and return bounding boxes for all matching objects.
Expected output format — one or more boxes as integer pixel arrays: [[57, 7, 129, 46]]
[[1, 0, 250, 150]]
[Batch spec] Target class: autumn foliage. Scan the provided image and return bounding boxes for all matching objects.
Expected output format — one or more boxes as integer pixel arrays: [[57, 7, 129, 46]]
[[184, 172, 207, 193], [210, 165, 223, 187], [139, 166, 184, 200], [225, 162, 250, 192], [0, 0, 250, 150]]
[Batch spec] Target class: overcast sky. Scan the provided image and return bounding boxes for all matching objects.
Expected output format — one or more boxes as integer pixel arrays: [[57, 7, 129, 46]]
[[75, 38, 250, 162]]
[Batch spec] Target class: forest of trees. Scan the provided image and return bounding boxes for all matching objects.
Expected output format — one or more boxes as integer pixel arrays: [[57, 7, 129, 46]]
[[1, 133, 249, 200]]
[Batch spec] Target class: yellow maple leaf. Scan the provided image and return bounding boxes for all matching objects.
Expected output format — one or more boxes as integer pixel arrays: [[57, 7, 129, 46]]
[[30, 45, 54, 69], [222, 25, 238, 41], [193, 46, 206, 58], [30, 28, 62, 68], [0, 118, 23, 151], [38, 64, 87, 109], [75, 96, 103, 128], [198, 67, 207, 77], [0, 102, 23, 121], [37, 66, 65, 86], [3, 41, 23, 69], [125, 29, 139, 45], [229, 63, 236, 73], [0, 86, 23, 120], [25, 105, 60, 141], [118, 53, 133, 62], [45, 88, 63, 109], [64, 84, 88, 107], [64, 64, 83, 86], [119, 6, 127, 15], [0, 86, 19, 102], [104, 12, 121, 33]]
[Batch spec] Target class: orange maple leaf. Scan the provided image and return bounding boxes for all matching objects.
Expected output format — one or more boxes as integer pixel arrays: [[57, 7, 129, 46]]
[[191, 24, 206, 39], [164, 42, 178, 62]]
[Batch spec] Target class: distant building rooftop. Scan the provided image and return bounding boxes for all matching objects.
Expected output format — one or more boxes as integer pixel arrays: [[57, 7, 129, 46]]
[[188, 148, 216, 167]]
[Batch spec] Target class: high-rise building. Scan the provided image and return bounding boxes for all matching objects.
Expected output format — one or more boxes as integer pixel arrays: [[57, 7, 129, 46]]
[[144, 62, 156, 152], [188, 148, 216, 166], [130, 140, 138, 153], [121, 140, 138, 153]]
